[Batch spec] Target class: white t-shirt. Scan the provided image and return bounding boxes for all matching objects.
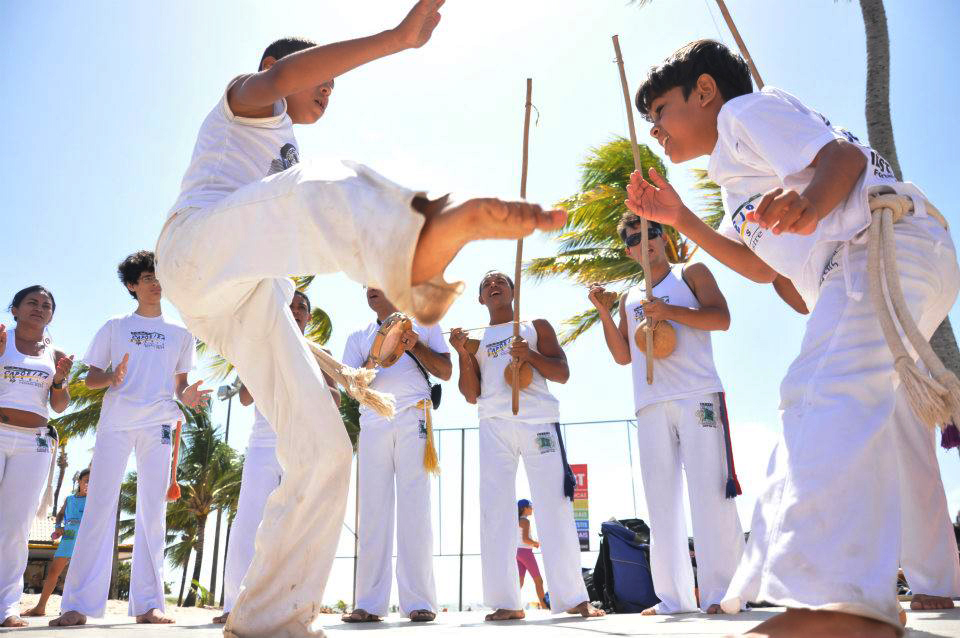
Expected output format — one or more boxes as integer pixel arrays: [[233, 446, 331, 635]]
[[624, 266, 723, 412], [84, 313, 196, 431], [168, 77, 299, 216], [709, 87, 897, 309], [342, 319, 449, 422]]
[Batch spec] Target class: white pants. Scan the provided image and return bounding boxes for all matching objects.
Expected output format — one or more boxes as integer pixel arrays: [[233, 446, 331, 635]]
[[61, 424, 173, 617], [635, 394, 744, 613], [157, 161, 458, 638], [223, 445, 283, 614], [479, 418, 588, 613], [355, 406, 436, 616], [0, 425, 54, 621], [722, 215, 960, 630], [894, 389, 960, 597]]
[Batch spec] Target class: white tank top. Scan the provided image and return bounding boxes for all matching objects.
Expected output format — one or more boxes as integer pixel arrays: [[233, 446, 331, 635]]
[[518, 516, 530, 548], [624, 265, 723, 411], [0, 328, 57, 419], [476, 321, 560, 424], [169, 77, 299, 216]]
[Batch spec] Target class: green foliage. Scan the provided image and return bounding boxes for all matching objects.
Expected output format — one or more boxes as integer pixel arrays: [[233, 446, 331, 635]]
[[49, 364, 106, 440], [524, 137, 722, 343], [191, 580, 213, 607], [338, 391, 360, 450]]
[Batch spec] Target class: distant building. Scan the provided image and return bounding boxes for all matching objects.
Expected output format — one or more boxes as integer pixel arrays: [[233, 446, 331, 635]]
[[23, 517, 132, 594]]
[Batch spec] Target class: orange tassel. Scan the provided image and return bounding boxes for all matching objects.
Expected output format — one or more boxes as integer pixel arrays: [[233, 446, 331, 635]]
[[166, 421, 183, 501]]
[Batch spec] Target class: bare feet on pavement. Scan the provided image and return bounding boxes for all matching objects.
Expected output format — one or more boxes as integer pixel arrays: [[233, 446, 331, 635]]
[[707, 603, 724, 614], [730, 608, 898, 638], [640, 605, 658, 616], [411, 197, 567, 285], [22, 606, 46, 617], [566, 601, 605, 617], [49, 610, 87, 627], [213, 611, 229, 624], [911, 594, 955, 610], [484, 608, 525, 621], [409, 609, 436, 622], [2, 615, 28, 628], [136, 608, 175, 624], [341, 609, 381, 623]]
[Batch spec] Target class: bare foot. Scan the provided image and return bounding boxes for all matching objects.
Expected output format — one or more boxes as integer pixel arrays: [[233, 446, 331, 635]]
[[707, 603, 723, 614], [213, 611, 229, 624], [136, 608, 175, 624], [911, 593, 955, 610], [2, 615, 28, 628], [640, 606, 658, 616], [732, 608, 898, 638], [566, 601, 605, 617], [22, 606, 46, 617], [341, 609, 381, 623], [900, 607, 907, 626], [411, 197, 567, 285], [409, 609, 436, 622], [484, 609, 525, 621], [49, 610, 87, 627]]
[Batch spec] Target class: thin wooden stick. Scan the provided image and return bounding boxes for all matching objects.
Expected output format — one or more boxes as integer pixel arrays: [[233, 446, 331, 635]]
[[612, 35, 654, 385], [714, 0, 764, 89], [512, 78, 533, 414]]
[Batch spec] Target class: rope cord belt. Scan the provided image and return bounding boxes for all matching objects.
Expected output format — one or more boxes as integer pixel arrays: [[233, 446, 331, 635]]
[[416, 399, 440, 475], [307, 339, 396, 419]]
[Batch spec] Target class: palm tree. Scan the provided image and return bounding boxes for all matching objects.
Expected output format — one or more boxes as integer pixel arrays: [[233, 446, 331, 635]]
[[524, 137, 722, 343]]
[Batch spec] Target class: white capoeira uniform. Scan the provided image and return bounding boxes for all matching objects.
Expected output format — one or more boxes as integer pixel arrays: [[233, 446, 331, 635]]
[[475, 321, 588, 613], [624, 267, 743, 613], [60, 312, 196, 618], [342, 319, 447, 617], [709, 87, 960, 631], [894, 389, 960, 597], [156, 79, 459, 637], [0, 330, 57, 622], [222, 408, 283, 615]]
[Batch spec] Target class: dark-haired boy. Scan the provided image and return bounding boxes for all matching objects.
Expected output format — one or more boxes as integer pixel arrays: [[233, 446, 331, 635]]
[[626, 39, 959, 637], [154, 3, 565, 636], [52, 251, 209, 627], [589, 217, 743, 616]]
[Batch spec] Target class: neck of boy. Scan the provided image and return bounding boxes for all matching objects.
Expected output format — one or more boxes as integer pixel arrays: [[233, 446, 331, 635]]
[[135, 301, 162, 318], [488, 305, 515, 327], [647, 258, 671, 290]]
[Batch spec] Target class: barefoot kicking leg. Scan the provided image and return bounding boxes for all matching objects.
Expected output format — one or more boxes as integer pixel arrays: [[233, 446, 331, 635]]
[[136, 608, 175, 624], [49, 610, 87, 627], [2, 615, 28, 628], [911, 593, 955, 610], [566, 601, 605, 617], [736, 609, 899, 638], [484, 609, 525, 621], [212, 611, 229, 624]]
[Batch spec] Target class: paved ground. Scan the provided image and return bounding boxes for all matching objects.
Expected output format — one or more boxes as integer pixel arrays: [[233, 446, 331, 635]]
[[4, 596, 960, 637]]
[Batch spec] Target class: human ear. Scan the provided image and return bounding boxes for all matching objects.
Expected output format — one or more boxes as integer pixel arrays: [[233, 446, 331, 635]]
[[260, 56, 278, 73], [695, 73, 719, 107]]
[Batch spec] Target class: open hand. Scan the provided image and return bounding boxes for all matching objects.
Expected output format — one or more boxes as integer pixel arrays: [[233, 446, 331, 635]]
[[112, 353, 130, 387], [401, 329, 420, 352], [641, 297, 673, 323], [181, 380, 212, 409], [0, 324, 6, 357], [51, 529, 63, 541], [394, 0, 444, 50], [53, 354, 74, 386], [625, 167, 687, 227], [746, 187, 820, 235], [508, 337, 531, 362]]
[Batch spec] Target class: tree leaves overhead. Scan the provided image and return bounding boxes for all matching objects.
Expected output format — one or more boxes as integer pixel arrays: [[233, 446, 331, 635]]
[[524, 137, 722, 344]]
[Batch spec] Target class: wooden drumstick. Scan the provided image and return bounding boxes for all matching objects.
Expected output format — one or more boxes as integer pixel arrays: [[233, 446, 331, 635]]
[[166, 420, 183, 501], [512, 78, 533, 415], [613, 35, 654, 385]]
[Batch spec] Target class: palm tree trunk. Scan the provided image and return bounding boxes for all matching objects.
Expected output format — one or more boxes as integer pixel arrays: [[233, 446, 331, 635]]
[[183, 517, 207, 607], [177, 549, 191, 607], [51, 448, 68, 516], [109, 503, 121, 599], [859, 0, 960, 382], [209, 509, 222, 604], [219, 520, 232, 607]]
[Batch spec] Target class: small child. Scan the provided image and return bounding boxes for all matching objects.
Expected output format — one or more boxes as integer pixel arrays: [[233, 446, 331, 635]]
[[516, 499, 548, 609], [625, 39, 959, 637], [23, 469, 89, 618]]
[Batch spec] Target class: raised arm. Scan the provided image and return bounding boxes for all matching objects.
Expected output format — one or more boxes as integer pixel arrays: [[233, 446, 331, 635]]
[[449, 328, 481, 404], [588, 286, 631, 365], [49, 351, 73, 413], [228, 0, 443, 116], [511, 320, 569, 384]]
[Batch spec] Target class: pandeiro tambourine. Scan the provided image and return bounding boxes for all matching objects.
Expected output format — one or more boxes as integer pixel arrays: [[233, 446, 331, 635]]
[[369, 312, 413, 368]]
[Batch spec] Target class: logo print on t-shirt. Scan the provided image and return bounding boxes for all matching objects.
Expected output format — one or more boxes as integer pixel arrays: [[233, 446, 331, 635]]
[[731, 194, 765, 251], [697, 402, 717, 427], [268, 143, 300, 175], [3, 365, 50, 386], [485, 337, 512, 358], [130, 331, 165, 349], [535, 431, 557, 454]]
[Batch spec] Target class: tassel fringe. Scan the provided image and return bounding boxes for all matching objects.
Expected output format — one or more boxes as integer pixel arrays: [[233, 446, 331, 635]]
[[418, 399, 440, 476], [941, 422, 960, 450]]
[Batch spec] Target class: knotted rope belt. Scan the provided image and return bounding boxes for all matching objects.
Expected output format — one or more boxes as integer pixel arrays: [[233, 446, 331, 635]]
[[867, 192, 958, 437], [416, 399, 440, 475], [306, 340, 396, 419]]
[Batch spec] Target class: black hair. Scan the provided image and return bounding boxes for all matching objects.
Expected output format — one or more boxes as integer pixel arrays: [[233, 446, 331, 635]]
[[478, 270, 515, 296], [118, 251, 156, 300], [293, 289, 311, 312], [617, 213, 662, 242], [635, 39, 752, 119], [77, 468, 90, 483], [259, 37, 318, 71], [9, 285, 56, 314]]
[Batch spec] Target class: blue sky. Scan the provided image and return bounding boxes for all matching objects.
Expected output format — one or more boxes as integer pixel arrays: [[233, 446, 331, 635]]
[[3, 0, 959, 609]]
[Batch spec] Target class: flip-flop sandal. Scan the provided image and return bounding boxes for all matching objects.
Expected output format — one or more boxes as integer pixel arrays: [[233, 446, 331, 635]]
[[409, 610, 436, 622], [342, 610, 381, 623]]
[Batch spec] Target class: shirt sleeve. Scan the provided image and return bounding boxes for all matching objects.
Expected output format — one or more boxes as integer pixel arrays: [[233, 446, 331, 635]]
[[82, 321, 113, 370], [717, 213, 741, 244], [426, 324, 450, 355], [342, 332, 364, 369], [176, 331, 197, 375], [723, 93, 846, 181]]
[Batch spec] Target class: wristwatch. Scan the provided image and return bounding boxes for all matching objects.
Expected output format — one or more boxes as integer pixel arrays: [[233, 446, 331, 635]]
[[52, 378, 66, 390]]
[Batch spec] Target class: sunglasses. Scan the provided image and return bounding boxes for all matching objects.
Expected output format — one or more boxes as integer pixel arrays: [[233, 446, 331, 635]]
[[624, 227, 663, 247]]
